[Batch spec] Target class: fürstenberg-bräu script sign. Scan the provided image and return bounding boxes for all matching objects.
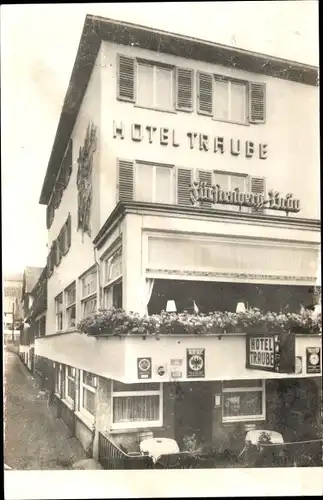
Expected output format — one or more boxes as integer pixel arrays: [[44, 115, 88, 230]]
[[189, 181, 301, 214]]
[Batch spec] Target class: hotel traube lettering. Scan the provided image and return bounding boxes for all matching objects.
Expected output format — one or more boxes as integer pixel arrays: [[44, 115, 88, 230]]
[[113, 121, 268, 159], [246, 333, 295, 374], [190, 182, 301, 213]]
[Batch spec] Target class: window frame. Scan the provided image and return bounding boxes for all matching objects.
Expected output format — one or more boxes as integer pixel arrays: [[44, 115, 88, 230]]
[[54, 363, 62, 397], [65, 282, 76, 329], [213, 75, 248, 125], [136, 59, 175, 112], [111, 381, 163, 430], [222, 380, 266, 423], [134, 161, 175, 205], [55, 292, 63, 332], [64, 365, 76, 404], [79, 370, 97, 422], [79, 267, 98, 319]]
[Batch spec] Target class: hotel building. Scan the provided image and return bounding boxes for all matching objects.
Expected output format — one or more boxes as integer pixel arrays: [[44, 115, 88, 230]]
[[35, 15, 321, 462]]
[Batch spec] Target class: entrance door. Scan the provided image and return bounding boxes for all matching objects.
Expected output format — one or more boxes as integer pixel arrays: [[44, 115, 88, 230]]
[[174, 382, 213, 450]]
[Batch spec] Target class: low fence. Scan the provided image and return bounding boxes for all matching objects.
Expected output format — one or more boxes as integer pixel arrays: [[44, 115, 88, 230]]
[[98, 432, 154, 470]]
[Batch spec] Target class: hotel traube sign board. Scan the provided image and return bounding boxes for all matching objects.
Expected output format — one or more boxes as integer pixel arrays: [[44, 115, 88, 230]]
[[246, 332, 295, 373]]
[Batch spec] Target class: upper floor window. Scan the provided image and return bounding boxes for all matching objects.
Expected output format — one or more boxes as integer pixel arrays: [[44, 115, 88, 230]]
[[117, 159, 175, 205], [197, 71, 266, 124], [117, 55, 194, 113], [214, 77, 247, 124], [65, 282, 76, 328], [135, 162, 175, 204], [46, 140, 73, 229], [55, 293, 63, 331], [137, 61, 173, 111], [80, 267, 97, 318]]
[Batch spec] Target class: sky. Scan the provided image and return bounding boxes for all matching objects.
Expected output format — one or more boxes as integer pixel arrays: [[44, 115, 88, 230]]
[[1, 2, 319, 274]]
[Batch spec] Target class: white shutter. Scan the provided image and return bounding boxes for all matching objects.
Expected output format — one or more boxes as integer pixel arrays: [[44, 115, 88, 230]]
[[197, 170, 213, 208], [177, 168, 193, 206], [117, 55, 136, 102], [197, 72, 213, 115], [250, 176, 266, 213], [117, 159, 134, 202], [249, 82, 266, 124], [175, 67, 193, 112]]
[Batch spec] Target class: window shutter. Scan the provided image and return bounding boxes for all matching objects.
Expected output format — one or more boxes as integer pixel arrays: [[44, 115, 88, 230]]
[[117, 55, 135, 102], [66, 214, 72, 249], [177, 168, 193, 206], [197, 72, 213, 115], [175, 68, 193, 112], [64, 140, 73, 187], [56, 236, 62, 265], [117, 159, 134, 202], [46, 201, 54, 229], [249, 82, 266, 124], [251, 176, 266, 213], [198, 170, 213, 208]]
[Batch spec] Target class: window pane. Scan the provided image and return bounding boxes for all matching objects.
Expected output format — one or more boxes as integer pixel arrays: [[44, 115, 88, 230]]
[[67, 305, 76, 327], [230, 82, 246, 123], [214, 80, 229, 120], [83, 371, 96, 387], [67, 285, 76, 305], [137, 64, 154, 108], [82, 297, 97, 317], [213, 172, 229, 191], [113, 395, 159, 423], [67, 379, 75, 400], [155, 167, 172, 204], [155, 67, 172, 110], [223, 391, 262, 418], [83, 388, 96, 415], [136, 164, 153, 202], [230, 175, 246, 192]]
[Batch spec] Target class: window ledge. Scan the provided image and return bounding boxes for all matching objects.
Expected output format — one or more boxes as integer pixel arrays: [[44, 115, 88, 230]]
[[61, 398, 75, 411], [109, 425, 165, 435], [212, 117, 250, 127], [134, 104, 177, 115], [75, 410, 94, 430], [223, 416, 266, 424]]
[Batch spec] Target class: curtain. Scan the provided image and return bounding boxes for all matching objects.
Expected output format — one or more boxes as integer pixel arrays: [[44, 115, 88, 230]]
[[145, 278, 155, 315]]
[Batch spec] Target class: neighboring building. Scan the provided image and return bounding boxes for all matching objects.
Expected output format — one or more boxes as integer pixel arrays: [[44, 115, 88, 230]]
[[20, 266, 44, 370], [3, 272, 23, 343], [35, 15, 321, 462]]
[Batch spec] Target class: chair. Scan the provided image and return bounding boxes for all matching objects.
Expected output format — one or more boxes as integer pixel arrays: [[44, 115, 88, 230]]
[[140, 438, 180, 463]]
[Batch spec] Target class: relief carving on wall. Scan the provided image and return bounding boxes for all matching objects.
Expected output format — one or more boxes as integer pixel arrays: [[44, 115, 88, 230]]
[[77, 122, 97, 237]]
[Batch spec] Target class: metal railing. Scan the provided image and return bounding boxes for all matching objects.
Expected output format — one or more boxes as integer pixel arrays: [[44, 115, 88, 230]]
[[98, 432, 154, 470], [255, 439, 323, 467]]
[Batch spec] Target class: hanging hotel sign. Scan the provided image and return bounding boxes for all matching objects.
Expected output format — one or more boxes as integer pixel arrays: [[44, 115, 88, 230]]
[[137, 357, 152, 379], [246, 332, 295, 373], [189, 181, 301, 214], [306, 347, 321, 374], [186, 348, 205, 378]]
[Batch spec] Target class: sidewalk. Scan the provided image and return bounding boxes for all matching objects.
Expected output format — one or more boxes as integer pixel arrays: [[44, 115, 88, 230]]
[[4, 350, 88, 470]]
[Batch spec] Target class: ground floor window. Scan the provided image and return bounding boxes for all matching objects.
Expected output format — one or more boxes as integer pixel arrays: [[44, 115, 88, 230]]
[[222, 379, 265, 423], [80, 370, 97, 419], [65, 366, 76, 403], [112, 382, 163, 429], [54, 363, 62, 395]]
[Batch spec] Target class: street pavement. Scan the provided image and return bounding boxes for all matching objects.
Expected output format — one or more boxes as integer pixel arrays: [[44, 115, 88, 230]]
[[4, 350, 87, 470]]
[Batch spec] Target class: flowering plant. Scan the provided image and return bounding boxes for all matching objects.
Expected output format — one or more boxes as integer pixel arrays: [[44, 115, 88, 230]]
[[77, 307, 322, 337]]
